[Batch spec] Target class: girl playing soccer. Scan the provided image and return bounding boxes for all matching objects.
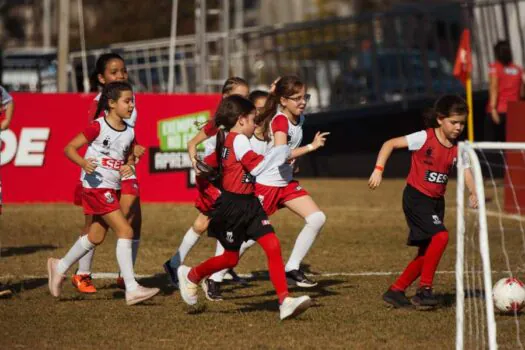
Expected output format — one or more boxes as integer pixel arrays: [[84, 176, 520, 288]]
[[368, 95, 478, 308], [163, 77, 249, 286], [72, 53, 144, 293], [177, 95, 312, 320], [47, 81, 159, 305]]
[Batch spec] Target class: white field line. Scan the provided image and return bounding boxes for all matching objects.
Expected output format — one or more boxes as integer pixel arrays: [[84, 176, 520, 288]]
[[0, 270, 513, 280]]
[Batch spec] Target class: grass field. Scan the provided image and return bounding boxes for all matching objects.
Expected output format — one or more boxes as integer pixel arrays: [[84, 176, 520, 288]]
[[1, 179, 524, 349]]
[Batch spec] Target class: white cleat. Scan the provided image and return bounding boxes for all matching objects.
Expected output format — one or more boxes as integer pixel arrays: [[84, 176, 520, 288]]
[[177, 265, 198, 305], [279, 296, 313, 320], [125, 285, 160, 306], [47, 258, 65, 297]]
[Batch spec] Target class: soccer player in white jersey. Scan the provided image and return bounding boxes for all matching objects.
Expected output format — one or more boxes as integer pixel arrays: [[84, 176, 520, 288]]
[[47, 81, 159, 305], [71, 53, 144, 293], [163, 77, 249, 290]]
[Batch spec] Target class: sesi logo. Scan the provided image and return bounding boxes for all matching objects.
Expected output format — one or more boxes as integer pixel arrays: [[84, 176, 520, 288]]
[[100, 157, 123, 170], [0, 128, 50, 166], [425, 170, 449, 184]]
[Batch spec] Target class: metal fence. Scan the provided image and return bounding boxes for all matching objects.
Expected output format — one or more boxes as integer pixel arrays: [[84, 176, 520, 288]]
[[4, 0, 525, 112]]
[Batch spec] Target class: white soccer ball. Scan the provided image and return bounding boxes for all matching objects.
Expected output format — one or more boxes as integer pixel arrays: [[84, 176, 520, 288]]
[[492, 277, 525, 313]]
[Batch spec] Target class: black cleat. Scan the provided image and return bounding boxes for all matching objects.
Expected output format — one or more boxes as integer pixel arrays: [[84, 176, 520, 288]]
[[286, 269, 318, 288], [382, 288, 412, 308], [201, 279, 223, 301], [223, 269, 249, 286], [411, 287, 439, 307], [163, 260, 179, 287]]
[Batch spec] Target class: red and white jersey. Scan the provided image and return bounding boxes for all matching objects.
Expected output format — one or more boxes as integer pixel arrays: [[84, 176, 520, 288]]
[[405, 128, 468, 198], [249, 135, 269, 155], [221, 132, 290, 194], [88, 93, 138, 127], [202, 119, 219, 157], [81, 117, 135, 190], [255, 112, 304, 187]]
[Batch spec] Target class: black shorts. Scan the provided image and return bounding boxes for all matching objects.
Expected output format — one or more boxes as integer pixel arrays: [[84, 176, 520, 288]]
[[208, 191, 275, 251], [402, 185, 446, 246]]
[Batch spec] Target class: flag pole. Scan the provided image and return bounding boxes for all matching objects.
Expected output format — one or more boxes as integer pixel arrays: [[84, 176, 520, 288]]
[[466, 73, 474, 141]]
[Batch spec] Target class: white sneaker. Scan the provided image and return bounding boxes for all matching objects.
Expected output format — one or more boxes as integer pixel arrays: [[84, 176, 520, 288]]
[[125, 285, 160, 306], [177, 265, 198, 305], [279, 296, 312, 320], [47, 258, 65, 297]]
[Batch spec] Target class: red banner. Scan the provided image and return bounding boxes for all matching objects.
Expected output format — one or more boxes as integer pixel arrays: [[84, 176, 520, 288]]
[[0, 93, 222, 203]]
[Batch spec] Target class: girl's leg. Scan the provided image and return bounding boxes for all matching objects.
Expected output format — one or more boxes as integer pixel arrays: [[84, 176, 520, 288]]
[[257, 233, 288, 303], [283, 196, 326, 285], [76, 215, 95, 275], [209, 239, 256, 283], [120, 194, 141, 265], [168, 213, 209, 269], [391, 244, 429, 292], [419, 231, 449, 288]]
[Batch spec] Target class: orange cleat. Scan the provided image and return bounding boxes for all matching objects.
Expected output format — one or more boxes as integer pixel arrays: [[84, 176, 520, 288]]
[[116, 276, 126, 290], [71, 274, 97, 294]]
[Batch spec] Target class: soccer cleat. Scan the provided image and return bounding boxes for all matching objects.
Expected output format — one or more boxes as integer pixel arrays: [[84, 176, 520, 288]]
[[116, 276, 126, 290], [382, 288, 412, 308], [163, 260, 179, 287], [177, 265, 198, 305], [286, 269, 318, 288], [279, 296, 313, 320], [223, 268, 249, 285], [201, 279, 223, 301], [125, 285, 160, 306], [47, 258, 66, 297], [0, 283, 12, 299], [71, 274, 97, 294], [411, 287, 439, 307]]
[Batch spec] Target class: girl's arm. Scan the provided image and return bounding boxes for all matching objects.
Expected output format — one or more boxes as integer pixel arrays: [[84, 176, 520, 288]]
[[368, 136, 409, 189], [464, 168, 479, 209], [234, 135, 290, 177], [64, 133, 96, 174], [188, 128, 212, 174], [489, 73, 500, 124], [290, 131, 330, 159]]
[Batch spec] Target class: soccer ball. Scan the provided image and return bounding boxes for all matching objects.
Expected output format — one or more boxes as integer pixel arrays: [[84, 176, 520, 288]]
[[492, 277, 525, 313]]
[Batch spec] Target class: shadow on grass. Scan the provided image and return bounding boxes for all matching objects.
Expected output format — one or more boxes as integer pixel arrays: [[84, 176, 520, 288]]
[[1, 245, 57, 257], [5, 278, 47, 293]]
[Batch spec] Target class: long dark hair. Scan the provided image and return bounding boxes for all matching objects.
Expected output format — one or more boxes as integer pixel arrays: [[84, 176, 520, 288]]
[[423, 95, 468, 128], [255, 76, 305, 141], [494, 40, 513, 66], [89, 53, 126, 91], [214, 95, 255, 183], [93, 81, 133, 120]]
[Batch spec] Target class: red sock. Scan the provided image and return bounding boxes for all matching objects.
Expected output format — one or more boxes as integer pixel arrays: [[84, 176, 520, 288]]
[[188, 250, 239, 284], [257, 233, 289, 304], [391, 244, 428, 292], [420, 231, 449, 288]]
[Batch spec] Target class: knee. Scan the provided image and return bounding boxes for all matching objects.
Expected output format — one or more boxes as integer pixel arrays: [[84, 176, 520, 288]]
[[223, 251, 239, 268], [259, 234, 282, 257], [87, 233, 104, 246], [193, 216, 209, 234], [306, 211, 326, 230], [117, 226, 134, 240], [435, 231, 449, 245]]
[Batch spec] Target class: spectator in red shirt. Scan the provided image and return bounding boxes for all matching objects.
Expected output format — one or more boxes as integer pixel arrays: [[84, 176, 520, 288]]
[[486, 41, 524, 141]]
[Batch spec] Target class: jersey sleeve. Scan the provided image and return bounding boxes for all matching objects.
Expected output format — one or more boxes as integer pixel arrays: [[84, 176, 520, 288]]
[[405, 130, 427, 151], [233, 134, 264, 169], [203, 120, 219, 137], [0, 85, 13, 105], [83, 121, 101, 143], [271, 114, 289, 135]]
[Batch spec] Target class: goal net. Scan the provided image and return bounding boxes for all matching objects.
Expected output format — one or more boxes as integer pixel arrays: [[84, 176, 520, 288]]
[[456, 141, 525, 350]]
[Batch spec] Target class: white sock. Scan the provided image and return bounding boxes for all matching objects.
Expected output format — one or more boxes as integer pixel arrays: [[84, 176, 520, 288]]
[[116, 239, 139, 292], [58, 235, 95, 275], [285, 211, 326, 272], [210, 240, 255, 282], [77, 235, 95, 275], [132, 239, 140, 266], [178, 227, 201, 262]]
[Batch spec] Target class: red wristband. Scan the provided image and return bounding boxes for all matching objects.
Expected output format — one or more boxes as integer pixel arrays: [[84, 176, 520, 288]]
[[375, 165, 384, 172]]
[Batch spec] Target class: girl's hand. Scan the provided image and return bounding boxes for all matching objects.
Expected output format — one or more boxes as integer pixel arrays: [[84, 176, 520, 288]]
[[133, 145, 146, 158], [82, 158, 97, 174], [311, 132, 330, 150], [120, 164, 135, 178], [192, 157, 202, 176], [491, 109, 501, 125], [0, 119, 10, 131], [270, 77, 281, 93], [368, 169, 383, 190], [469, 193, 479, 209]]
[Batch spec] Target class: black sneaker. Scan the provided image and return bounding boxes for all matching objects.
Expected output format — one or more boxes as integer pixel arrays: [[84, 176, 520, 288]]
[[411, 287, 439, 307], [286, 269, 318, 288], [223, 269, 249, 286], [382, 288, 412, 308], [163, 260, 179, 287], [201, 279, 223, 301]]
